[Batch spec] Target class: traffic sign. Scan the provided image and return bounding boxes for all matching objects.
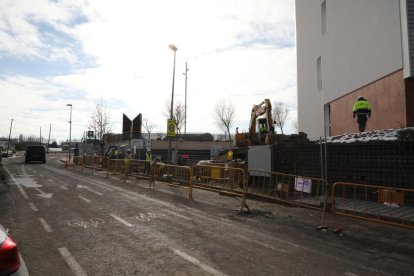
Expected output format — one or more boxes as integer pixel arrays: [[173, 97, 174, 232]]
[[167, 119, 176, 137]]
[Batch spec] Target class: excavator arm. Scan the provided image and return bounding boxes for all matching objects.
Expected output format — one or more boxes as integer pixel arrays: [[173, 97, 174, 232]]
[[248, 99, 273, 145]]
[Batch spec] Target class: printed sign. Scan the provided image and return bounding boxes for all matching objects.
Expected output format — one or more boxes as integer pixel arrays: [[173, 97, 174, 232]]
[[295, 177, 312, 193]]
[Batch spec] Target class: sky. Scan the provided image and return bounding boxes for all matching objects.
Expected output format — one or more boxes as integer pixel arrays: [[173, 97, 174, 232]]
[[0, 0, 297, 143]]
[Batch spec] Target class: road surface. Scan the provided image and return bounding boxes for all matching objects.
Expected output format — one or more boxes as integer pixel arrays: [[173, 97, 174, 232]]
[[0, 154, 413, 275]]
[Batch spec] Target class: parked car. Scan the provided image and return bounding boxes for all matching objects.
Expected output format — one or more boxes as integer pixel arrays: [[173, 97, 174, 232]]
[[0, 224, 29, 275], [25, 145, 46, 164]]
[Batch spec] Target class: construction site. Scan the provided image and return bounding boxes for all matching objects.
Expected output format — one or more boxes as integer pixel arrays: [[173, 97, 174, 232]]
[[68, 97, 414, 233]]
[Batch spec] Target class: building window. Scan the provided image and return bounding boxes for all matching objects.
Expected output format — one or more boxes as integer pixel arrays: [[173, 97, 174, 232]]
[[317, 56, 322, 92], [321, 0, 327, 35]]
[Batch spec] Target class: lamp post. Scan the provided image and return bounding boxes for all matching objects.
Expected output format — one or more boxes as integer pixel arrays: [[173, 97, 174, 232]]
[[183, 62, 189, 135], [66, 104, 72, 147], [168, 44, 177, 164]]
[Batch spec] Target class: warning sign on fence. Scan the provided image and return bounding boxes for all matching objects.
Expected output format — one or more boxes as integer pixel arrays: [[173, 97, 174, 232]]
[[295, 177, 312, 193]]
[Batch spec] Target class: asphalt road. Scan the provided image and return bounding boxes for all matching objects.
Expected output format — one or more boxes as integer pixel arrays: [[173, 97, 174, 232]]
[[0, 154, 413, 276]]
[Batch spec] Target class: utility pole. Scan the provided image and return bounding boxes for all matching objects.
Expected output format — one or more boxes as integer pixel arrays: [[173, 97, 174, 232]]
[[40, 127, 42, 145], [7, 119, 13, 153], [47, 124, 52, 151], [183, 62, 189, 135]]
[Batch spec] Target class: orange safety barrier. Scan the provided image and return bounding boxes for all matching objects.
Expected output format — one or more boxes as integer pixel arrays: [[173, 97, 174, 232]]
[[151, 163, 192, 196], [124, 160, 152, 182], [106, 158, 126, 178], [331, 182, 414, 231], [192, 164, 248, 211], [248, 169, 328, 211]]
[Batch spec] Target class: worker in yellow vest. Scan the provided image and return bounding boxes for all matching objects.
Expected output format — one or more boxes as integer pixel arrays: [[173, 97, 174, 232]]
[[352, 96, 372, 132]]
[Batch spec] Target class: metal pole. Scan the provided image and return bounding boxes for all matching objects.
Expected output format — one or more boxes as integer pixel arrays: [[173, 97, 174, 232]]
[[7, 119, 13, 153], [47, 124, 51, 151], [69, 106, 72, 146], [168, 44, 177, 164], [184, 62, 189, 135], [40, 127, 42, 145]]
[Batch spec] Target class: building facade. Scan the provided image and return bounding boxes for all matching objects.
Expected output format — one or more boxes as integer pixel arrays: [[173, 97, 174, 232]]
[[296, 0, 414, 138]]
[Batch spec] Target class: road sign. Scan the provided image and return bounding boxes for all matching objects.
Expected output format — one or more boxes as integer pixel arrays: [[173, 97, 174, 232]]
[[131, 139, 144, 149], [167, 119, 176, 137], [144, 139, 151, 149]]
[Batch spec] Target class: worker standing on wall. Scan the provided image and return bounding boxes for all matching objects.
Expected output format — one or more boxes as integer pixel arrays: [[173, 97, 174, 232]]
[[352, 96, 372, 132]]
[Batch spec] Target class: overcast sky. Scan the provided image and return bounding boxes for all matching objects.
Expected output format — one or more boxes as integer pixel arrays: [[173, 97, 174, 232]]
[[0, 0, 297, 143]]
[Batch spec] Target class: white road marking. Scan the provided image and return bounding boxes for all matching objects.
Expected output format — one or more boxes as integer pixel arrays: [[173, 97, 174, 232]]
[[78, 195, 91, 203], [60, 185, 69, 190], [39, 217, 53, 233], [173, 249, 227, 276], [163, 209, 191, 220], [34, 187, 53, 198], [110, 213, 133, 227], [48, 178, 54, 182], [121, 193, 172, 207], [28, 202, 38, 212], [77, 185, 103, 196], [235, 234, 288, 253], [58, 247, 88, 276], [3, 166, 29, 199]]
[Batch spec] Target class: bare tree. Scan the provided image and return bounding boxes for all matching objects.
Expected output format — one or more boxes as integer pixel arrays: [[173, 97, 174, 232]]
[[164, 101, 185, 135], [89, 100, 112, 142], [272, 101, 289, 134], [213, 100, 236, 141], [143, 119, 157, 139]]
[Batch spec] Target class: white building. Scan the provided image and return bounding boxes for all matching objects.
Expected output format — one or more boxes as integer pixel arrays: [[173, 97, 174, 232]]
[[296, 0, 414, 138]]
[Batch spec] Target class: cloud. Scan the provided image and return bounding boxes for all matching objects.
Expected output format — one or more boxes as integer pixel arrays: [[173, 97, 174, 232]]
[[0, 0, 297, 142]]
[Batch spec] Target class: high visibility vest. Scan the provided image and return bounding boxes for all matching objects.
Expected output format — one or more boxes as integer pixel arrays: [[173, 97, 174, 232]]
[[353, 100, 372, 113], [146, 152, 152, 161]]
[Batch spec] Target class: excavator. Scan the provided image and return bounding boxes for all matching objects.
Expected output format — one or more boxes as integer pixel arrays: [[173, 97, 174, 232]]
[[234, 99, 275, 147]]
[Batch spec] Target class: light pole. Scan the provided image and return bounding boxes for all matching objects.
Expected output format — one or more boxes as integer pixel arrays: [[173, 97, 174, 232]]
[[168, 44, 177, 163], [66, 104, 72, 147], [183, 62, 189, 135]]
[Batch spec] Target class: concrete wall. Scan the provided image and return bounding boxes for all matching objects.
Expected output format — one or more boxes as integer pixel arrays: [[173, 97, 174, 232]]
[[296, 0, 404, 138]]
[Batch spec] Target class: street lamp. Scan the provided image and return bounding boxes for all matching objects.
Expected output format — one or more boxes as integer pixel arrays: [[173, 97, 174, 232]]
[[66, 104, 72, 147], [168, 44, 177, 163]]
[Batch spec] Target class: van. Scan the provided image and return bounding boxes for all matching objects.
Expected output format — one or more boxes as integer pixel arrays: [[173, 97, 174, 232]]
[[25, 145, 46, 163]]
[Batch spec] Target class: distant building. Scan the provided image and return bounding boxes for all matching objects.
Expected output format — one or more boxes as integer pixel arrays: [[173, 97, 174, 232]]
[[296, 0, 414, 138]]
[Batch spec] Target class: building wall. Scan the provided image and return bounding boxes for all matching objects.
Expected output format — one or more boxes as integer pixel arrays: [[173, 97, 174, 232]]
[[330, 70, 407, 135], [296, 0, 404, 138]]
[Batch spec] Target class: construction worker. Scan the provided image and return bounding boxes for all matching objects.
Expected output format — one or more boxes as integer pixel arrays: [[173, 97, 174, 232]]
[[145, 149, 152, 175], [123, 149, 132, 181], [227, 149, 234, 161], [352, 96, 372, 132]]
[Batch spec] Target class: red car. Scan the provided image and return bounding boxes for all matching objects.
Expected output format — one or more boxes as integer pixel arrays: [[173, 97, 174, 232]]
[[0, 224, 28, 276]]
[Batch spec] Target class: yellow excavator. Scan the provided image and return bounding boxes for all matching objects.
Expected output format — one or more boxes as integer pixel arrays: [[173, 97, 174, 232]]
[[234, 99, 275, 147]]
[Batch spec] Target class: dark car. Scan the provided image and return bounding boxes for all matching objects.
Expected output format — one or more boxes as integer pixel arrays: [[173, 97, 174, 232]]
[[0, 224, 29, 275], [25, 145, 46, 164]]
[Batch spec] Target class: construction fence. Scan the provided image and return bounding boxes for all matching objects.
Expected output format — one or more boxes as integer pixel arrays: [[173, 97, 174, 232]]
[[68, 155, 414, 231]]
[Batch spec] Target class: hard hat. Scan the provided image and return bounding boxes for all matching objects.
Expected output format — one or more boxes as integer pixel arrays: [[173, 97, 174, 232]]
[[127, 149, 131, 152], [147, 149, 151, 152], [357, 96, 364, 100]]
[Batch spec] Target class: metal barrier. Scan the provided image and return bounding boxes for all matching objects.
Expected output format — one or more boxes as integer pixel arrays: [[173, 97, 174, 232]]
[[248, 170, 327, 211], [151, 163, 193, 197], [72, 156, 84, 168], [192, 165, 248, 211], [82, 155, 106, 174], [124, 160, 152, 181], [331, 182, 414, 231], [106, 158, 126, 178]]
